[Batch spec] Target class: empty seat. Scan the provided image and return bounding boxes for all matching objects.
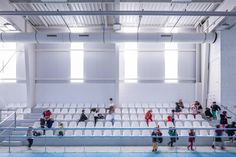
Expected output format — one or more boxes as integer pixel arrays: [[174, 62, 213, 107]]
[[142, 130, 150, 136], [114, 115, 121, 120], [65, 130, 74, 136], [23, 108, 31, 113], [76, 108, 83, 113], [54, 109, 61, 114], [149, 104, 156, 108], [131, 121, 139, 128], [50, 104, 56, 108], [122, 108, 129, 114], [122, 114, 129, 120], [202, 121, 210, 128], [149, 121, 157, 128], [56, 115, 64, 120], [73, 114, 80, 120], [132, 130, 140, 136], [130, 115, 138, 120], [115, 108, 121, 114], [77, 104, 84, 108], [137, 108, 144, 114], [175, 121, 183, 128], [179, 115, 187, 120], [16, 109, 23, 113], [199, 130, 208, 136], [196, 114, 203, 120], [45, 130, 54, 136], [182, 109, 189, 113], [114, 122, 121, 128], [78, 122, 85, 128], [157, 121, 166, 128], [93, 130, 102, 136], [35, 104, 43, 108], [74, 130, 83, 136], [60, 121, 68, 128], [122, 104, 128, 108], [90, 104, 97, 108], [113, 130, 121, 136], [152, 109, 159, 114], [193, 121, 201, 128], [68, 122, 77, 128], [138, 114, 144, 121], [64, 104, 70, 108], [163, 103, 169, 108], [57, 104, 64, 108], [105, 122, 112, 128], [140, 122, 147, 128], [187, 114, 195, 120], [99, 108, 106, 114], [155, 115, 162, 120], [135, 104, 142, 108], [123, 130, 131, 136], [130, 108, 136, 114], [156, 104, 162, 108], [86, 122, 94, 128], [106, 114, 112, 121], [103, 130, 112, 136], [167, 122, 174, 128], [64, 115, 72, 120], [70, 104, 77, 108], [128, 104, 135, 108], [169, 103, 176, 108], [142, 104, 149, 108], [95, 122, 103, 128], [184, 121, 192, 128], [181, 130, 188, 136], [33, 122, 40, 128], [122, 122, 130, 128], [84, 104, 91, 108], [68, 109, 76, 114], [84, 130, 92, 136], [159, 109, 167, 114], [84, 108, 90, 114], [174, 115, 179, 120], [43, 103, 50, 108]]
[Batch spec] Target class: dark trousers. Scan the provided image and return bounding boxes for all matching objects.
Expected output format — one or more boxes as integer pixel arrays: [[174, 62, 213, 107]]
[[27, 139, 33, 148], [94, 117, 98, 126]]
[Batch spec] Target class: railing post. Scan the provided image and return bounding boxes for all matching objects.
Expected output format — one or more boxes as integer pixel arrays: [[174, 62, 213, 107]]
[[14, 112, 16, 128]]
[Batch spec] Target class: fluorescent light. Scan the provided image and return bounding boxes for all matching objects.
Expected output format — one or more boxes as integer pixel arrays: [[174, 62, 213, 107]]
[[70, 27, 84, 33], [4, 23, 16, 31]]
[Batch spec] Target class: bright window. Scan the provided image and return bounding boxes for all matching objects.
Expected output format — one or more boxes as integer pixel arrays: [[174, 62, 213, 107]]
[[124, 42, 138, 83], [70, 43, 84, 83], [0, 43, 17, 83]]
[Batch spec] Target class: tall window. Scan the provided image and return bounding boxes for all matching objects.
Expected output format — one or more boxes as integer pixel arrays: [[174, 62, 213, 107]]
[[70, 43, 84, 83], [0, 43, 17, 83], [124, 42, 138, 83]]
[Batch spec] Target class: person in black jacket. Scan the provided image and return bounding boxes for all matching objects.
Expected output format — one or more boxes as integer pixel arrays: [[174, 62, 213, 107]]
[[225, 121, 236, 141], [211, 102, 221, 120], [220, 111, 231, 127], [205, 107, 213, 121], [77, 109, 88, 124]]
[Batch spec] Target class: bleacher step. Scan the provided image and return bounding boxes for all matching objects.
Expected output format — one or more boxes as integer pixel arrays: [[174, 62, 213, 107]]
[[1, 140, 23, 146]]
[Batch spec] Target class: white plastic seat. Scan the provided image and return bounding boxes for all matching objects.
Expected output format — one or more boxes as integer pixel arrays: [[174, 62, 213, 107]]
[[91, 104, 98, 108], [202, 121, 210, 128], [99, 108, 106, 114], [114, 114, 121, 120], [137, 108, 144, 114], [157, 121, 166, 128], [86, 122, 94, 128], [105, 121, 113, 128], [181, 130, 188, 136], [54, 109, 61, 114], [199, 130, 208, 136], [152, 109, 159, 114], [123, 130, 131, 136], [167, 108, 173, 113], [98, 104, 105, 108], [142, 130, 150, 136], [135, 104, 142, 108], [95, 122, 103, 128], [114, 122, 121, 128], [131, 121, 139, 128], [122, 114, 129, 120], [16, 109, 23, 113], [84, 130, 92, 136], [84, 104, 91, 108], [115, 108, 121, 114], [65, 115, 72, 120], [138, 114, 144, 121], [74, 130, 83, 136], [159, 108, 167, 114], [57, 104, 64, 108], [128, 104, 135, 108], [45, 130, 54, 136], [130, 115, 138, 120], [76, 108, 83, 113], [73, 114, 80, 120], [78, 122, 85, 128], [68, 109, 76, 114], [196, 114, 203, 120], [140, 122, 147, 128], [167, 122, 174, 128], [179, 115, 187, 120], [149, 104, 156, 108], [65, 130, 74, 136], [106, 114, 112, 121], [122, 108, 129, 114], [64, 104, 70, 108], [121, 104, 128, 108], [122, 122, 130, 128], [77, 104, 84, 108], [169, 103, 176, 108], [60, 121, 68, 128], [155, 115, 162, 120], [162, 114, 168, 120], [68, 122, 77, 128], [193, 121, 201, 128], [103, 130, 112, 136], [132, 130, 140, 136], [56, 115, 64, 120], [70, 104, 77, 108], [33, 122, 40, 128], [163, 103, 169, 108], [182, 109, 189, 113], [35, 104, 43, 108], [149, 121, 156, 128], [174, 115, 179, 120], [176, 121, 183, 128], [84, 108, 90, 114], [184, 121, 192, 128], [50, 104, 56, 108], [113, 130, 121, 136], [130, 108, 136, 114], [156, 104, 162, 108], [93, 130, 102, 136], [142, 104, 149, 108], [43, 103, 50, 108], [187, 114, 195, 120], [23, 108, 31, 113], [61, 109, 68, 114]]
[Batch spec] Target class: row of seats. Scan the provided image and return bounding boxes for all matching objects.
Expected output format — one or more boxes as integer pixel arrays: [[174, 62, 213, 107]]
[[1, 114, 24, 120], [49, 108, 191, 114], [1, 108, 31, 114], [3, 103, 27, 109], [52, 113, 203, 121], [41, 129, 214, 137], [36, 103, 192, 109], [33, 121, 211, 129]]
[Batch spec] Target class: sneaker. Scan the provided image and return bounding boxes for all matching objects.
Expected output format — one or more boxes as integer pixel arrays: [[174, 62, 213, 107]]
[[152, 149, 154, 152], [211, 145, 215, 149], [221, 147, 225, 150], [191, 149, 194, 151]]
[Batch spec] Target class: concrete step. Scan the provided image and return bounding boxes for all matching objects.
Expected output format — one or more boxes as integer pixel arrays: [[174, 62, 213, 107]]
[[1, 140, 23, 146]]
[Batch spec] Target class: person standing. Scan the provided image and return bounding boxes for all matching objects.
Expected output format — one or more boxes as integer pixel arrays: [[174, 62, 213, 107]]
[[145, 110, 153, 126], [212, 125, 224, 150], [151, 126, 163, 152], [205, 107, 213, 121], [211, 102, 221, 120], [187, 129, 196, 151], [220, 111, 231, 128], [26, 127, 34, 150], [168, 127, 178, 147], [191, 102, 198, 118]]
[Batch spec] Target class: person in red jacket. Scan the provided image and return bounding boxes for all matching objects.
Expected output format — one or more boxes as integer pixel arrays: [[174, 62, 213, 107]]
[[43, 110, 52, 121], [145, 110, 153, 126], [187, 129, 196, 151]]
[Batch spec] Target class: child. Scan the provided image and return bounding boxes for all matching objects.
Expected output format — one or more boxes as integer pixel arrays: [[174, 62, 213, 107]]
[[187, 129, 195, 151], [212, 125, 224, 150], [191, 103, 198, 118], [145, 110, 153, 126], [26, 127, 33, 150], [58, 123, 64, 136]]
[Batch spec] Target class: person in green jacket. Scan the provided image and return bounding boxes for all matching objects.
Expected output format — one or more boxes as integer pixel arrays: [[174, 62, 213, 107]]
[[168, 127, 178, 147]]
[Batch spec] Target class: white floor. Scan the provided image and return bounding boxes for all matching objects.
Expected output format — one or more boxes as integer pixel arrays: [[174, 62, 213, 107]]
[[0, 146, 236, 153]]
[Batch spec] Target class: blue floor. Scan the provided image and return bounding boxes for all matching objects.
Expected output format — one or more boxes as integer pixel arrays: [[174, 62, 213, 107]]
[[1, 152, 236, 157]]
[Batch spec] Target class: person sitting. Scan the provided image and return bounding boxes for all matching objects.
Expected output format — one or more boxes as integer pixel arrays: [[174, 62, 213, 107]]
[[43, 110, 52, 121], [195, 101, 203, 114], [105, 98, 114, 113], [175, 102, 182, 112], [191, 102, 198, 118], [77, 109, 88, 124], [178, 99, 184, 109], [205, 107, 213, 121], [94, 110, 99, 126], [46, 118, 54, 128], [58, 123, 64, 136], [220, 111, 231, 128], [145, 110, 153, 126], [225, 121, 236, 141], [211, 102, 221, 120]]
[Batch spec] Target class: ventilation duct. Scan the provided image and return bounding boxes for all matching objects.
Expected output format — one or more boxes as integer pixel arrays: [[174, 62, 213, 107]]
[[0, 32, 217, 43]]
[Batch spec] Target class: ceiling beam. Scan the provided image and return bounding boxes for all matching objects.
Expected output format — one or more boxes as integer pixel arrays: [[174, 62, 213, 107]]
[[1, 10, 236, 16], [9, 0, 224, 4]]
